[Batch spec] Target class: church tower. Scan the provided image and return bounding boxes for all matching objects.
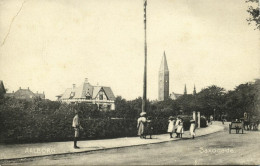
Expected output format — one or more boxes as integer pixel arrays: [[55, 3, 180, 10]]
[[158, 51, 169, 101]]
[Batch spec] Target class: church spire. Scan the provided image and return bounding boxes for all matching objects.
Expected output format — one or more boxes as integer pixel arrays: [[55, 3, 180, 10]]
[[184, 84, 187, 95], [159, 51, 169, 72], [193, 84, 196, 95]]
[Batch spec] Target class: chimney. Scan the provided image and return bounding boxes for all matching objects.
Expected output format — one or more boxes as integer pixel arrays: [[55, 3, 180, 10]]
[[73, 84, 76, 89], [28, 87, 29, 90], [37, 91, 38, 94], [19, 87, 21, 90], [12, 91, 14, 93], [84, 78, 88, 83]]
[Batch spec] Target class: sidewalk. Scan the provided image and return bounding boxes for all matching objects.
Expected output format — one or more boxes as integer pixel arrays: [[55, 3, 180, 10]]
[[0, 122, 225, 161]]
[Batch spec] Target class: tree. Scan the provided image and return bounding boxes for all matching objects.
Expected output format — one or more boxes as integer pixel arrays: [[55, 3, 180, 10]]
[[225, 80, 260, 120], [196, 85, 226, 119], [246, 0, 260, 30]]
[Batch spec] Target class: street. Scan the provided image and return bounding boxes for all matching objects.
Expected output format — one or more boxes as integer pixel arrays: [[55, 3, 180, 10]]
[[3, 125, 260, 165]]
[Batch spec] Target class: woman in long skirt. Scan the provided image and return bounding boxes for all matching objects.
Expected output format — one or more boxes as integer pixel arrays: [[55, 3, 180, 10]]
[[137, 112, 147, 138], [190, 119, 196, 139], [167, 116, 176, 138]]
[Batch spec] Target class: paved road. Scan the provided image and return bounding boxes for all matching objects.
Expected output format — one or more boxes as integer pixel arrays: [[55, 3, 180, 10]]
[[3, 126, 260, 165]]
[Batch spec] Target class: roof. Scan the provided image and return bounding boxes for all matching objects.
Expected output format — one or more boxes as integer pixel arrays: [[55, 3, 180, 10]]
[[13, 89, 36, 99], [170, 92, 182, 100], [73, 82, 93, 99], [59, 80, 115, 101], [103, 87, 115, 100], [92, 86, 101, 99], [60, 88, 73, 99]]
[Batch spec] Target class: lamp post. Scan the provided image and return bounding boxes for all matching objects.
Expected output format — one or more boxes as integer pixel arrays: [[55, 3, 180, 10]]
[[142, 0, 147, 113]]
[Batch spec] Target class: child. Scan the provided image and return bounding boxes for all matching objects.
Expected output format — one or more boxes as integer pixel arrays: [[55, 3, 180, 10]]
[[176, 117, 184, 138], [145, 116, 153, 139], [190, 119, 196, 139], [167, 116, 176, 138]]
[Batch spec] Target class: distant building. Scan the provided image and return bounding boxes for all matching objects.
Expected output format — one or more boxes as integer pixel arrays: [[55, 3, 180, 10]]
[[5, 87, 45, 100], [57, 78, 115, 111], [169, 92, 182, 100], [170, 84, 197, 100], [158, 51, 169, 101]]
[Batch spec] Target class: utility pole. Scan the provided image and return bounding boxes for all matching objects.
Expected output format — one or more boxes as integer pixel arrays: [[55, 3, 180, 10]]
[[142, 0, 147, 113]]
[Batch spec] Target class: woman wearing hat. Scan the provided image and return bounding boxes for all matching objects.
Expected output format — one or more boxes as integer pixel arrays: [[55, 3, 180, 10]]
[[137, 112, 147, 139], [190, 119, 196, 139], [167, 116, 176, 138]]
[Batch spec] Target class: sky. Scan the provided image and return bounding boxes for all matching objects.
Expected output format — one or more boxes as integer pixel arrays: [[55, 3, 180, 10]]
[[0, 0, 259, 100]]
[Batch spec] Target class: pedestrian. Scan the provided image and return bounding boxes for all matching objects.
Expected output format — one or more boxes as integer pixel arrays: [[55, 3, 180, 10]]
[[175, 116, 181, 138], [210, 115, 213, 125], [190, 119, 196, 139], [72, 109, 83, 149], [144, 116, 153, 139], [167, 116, 176, 138], [221, 114, 225, 125], [176, 117, 184, 138], [137, 112, 147, 139]]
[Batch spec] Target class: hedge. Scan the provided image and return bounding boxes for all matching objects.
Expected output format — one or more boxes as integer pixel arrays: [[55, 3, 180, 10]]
[[0, 98, 207, 144]]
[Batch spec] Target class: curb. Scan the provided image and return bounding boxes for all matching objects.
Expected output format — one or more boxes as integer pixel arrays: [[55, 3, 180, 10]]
[[0, 125, 225, 164]]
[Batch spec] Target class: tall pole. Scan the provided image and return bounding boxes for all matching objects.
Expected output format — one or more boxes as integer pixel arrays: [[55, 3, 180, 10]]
[[142, 0, 147, 113]]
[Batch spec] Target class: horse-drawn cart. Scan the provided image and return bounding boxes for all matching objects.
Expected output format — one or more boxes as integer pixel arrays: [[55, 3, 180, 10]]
[[229, 121, 243, 134]]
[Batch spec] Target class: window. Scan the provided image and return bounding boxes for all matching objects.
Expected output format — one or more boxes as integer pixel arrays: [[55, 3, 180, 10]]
[[99, 93, 103, 100]]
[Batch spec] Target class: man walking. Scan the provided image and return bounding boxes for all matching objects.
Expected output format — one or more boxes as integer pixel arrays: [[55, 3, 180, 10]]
[[72, 109, 83, 149]]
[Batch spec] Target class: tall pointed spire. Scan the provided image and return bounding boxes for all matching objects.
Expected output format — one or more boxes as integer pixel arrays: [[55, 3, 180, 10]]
[[158, 51, 169, 101], [159, 51, 169, 72], [193, 84, 197, 95], [184, 84, 187, 95]]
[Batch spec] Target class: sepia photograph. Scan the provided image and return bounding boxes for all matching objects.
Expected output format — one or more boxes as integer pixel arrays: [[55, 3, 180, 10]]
[[0, 0, 259, 165]]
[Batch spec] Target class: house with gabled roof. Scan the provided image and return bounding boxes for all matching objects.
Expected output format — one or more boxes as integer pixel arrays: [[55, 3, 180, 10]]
[[57, 78, 115, 111]]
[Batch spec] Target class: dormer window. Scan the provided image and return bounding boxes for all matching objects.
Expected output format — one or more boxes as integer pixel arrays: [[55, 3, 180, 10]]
[[85, 92, 91, 100], [69, 92, 75, 99]]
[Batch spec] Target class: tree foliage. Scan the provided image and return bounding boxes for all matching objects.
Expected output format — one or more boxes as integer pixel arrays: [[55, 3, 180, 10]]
[[246, 0, 260, 30]]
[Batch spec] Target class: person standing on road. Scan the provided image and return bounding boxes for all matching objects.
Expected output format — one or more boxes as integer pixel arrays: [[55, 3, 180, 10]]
[[190, 119, 196, 139], [137, 112, 147, 139], [167, 116, 176, 138], [72, 109, 83, 149]]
